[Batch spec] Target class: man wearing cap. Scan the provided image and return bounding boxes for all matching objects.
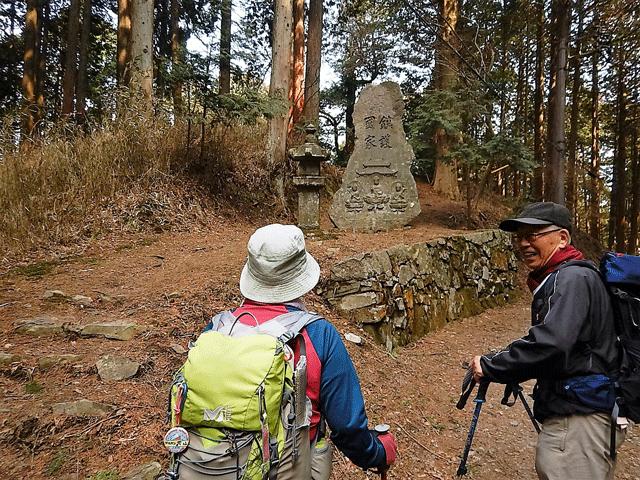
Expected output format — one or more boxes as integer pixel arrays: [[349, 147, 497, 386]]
[[470, 202, 626, 480], [204, 223, 397, 480]]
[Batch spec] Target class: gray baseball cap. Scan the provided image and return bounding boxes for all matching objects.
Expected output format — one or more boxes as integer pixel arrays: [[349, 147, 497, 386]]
[[499, 202, 572, 233]]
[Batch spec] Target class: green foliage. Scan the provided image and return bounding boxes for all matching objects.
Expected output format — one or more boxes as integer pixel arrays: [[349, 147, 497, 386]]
[[0, 34, 23, 112], [25, 381, 42, 394], [405, 83, 535, 183], [13, 261, 60, 277], [208, 89, 287, 125], [86, 469, 119, 480], [479, 133, 536, 173], [46, 450, 67, 476]]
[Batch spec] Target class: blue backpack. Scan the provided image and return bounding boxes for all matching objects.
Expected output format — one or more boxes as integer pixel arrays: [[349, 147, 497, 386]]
[[599, 252, 640, 424]]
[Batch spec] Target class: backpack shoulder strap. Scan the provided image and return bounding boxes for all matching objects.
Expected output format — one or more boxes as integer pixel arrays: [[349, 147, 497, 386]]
[[275, 311, 324, 344], [208, 310, 237, 332]]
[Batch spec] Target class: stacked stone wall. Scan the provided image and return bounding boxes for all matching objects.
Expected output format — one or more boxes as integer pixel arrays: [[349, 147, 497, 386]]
[[317, 229, 519, 350]]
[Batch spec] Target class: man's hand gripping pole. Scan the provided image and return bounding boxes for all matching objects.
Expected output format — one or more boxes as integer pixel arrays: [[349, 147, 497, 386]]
[[456, 366, 490, 479]]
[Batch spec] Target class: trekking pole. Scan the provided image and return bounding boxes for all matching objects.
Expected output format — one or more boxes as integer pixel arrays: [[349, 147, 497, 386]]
[[456, 380, 489, 479], [373, 424, 390, 480], [501, 383, 540, 434], [516, 388, 540, 434]]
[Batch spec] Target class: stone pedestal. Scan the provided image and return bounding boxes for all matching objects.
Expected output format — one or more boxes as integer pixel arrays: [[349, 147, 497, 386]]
[[288, 125, 329, 230]]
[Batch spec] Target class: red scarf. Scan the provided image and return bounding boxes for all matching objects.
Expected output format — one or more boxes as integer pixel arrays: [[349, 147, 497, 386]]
[[526, 245, 584, 292]]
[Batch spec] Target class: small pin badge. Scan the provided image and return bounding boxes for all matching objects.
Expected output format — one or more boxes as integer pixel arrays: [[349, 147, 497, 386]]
[[164, 427, 189, 453]]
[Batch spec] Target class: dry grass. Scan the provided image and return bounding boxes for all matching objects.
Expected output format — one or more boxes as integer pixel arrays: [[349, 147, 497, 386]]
[[0, 111, 294, 258]]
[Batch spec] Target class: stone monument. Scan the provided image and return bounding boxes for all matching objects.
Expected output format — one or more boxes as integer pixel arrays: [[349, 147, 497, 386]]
[[329, 82, 421, 231]]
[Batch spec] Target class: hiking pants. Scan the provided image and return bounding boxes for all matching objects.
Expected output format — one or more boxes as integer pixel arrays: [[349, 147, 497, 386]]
[[535, 412, 626, 480]]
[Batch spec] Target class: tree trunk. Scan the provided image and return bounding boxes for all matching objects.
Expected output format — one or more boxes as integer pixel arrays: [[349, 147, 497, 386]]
[[62, 0, 81, 117], [36, 0, 49, 118], [117, 0, 132, 86], [219, 0, 231, 94], [545, 0, 570, 204], [432, 0, 460, 200], [302, 0, 322, 125], [344, 71, 356, 160], [268, 0, 293, 166], [629, 114, 639, 255], [610, 44, 627, 252], [22, 0, 39, 134], [566, 5, 583, 220], [170, 0, 182, 112], [76, 0, 92, 120], [130, 0, 154, 102], [589, 21, 601, 242], [289, 0, 305, 133], [532, 0, 545, 201]]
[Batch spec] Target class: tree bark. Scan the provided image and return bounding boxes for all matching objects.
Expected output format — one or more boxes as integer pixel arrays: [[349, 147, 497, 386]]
[[432, 0, 460, 200], [629, 114, 639, 255], [610, 44, 627, 252], [589, 20, 601, 242], [170, 0, 182, 111], [130, 0, 154, 102], [532, 0, 545, 201], [22, 0, 39, 134], [344, 71, 356, 160], [289, 0, 305, 132], [545, 0, 570, 204], [219, 0, 231, 94], [62, 0, 82, 117], [566, 4, 583, 220], [36, 0, 49, 118], [76, 0, 92, 120], [117, 0, 132, 86], [268, 0, 293, 213], [302, 0, 322, 125]]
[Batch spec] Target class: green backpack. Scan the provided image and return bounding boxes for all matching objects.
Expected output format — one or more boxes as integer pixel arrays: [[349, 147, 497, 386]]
[[163, 311, 321, 480]]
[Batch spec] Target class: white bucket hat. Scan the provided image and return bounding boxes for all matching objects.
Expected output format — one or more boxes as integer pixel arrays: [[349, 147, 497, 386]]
[[239, 224, 320, 303]]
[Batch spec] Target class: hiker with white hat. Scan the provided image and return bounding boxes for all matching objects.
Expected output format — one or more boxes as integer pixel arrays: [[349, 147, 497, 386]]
[[202, 223, 397, 479]]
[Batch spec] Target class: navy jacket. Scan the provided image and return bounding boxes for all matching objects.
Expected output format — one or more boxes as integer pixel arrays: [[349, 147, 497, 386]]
[[480, 261, 620, 422]]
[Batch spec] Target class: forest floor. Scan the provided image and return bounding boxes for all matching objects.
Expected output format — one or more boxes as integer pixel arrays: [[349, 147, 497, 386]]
[[1, 181, 639, 480]]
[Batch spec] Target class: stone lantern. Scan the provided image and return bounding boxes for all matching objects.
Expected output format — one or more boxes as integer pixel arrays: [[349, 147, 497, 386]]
[[288, 124, 329, 230]]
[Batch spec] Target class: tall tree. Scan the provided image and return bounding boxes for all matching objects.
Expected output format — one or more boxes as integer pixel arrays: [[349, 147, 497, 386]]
[[130, 0, 154, 102], [588, 10, 601, 242], [566, 4, 584, 219], [432, 0, 460, 200], [36, 0, 49, 117], [545, 0, 570, 204], [289, 0, 305, 132], [22, 0, 40, 134], [532, 0, 545, 201], [302, 0, 322, 125], [170, 0, 182, 111], [76, 0, 92, 120], [117, 0, 132, 85], [629, 112, 639, 255], [219, 0, 231, 94], [62, 0, 82, 117], [610, 43, 627, 252], [267, 0, 293, 173]]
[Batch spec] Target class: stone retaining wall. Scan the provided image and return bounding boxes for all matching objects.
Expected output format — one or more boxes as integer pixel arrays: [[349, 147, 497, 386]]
[[317, 230, 519, 350]]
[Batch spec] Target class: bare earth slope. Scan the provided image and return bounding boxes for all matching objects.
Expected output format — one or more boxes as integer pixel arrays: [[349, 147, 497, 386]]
[[1, 183, 638, 479]]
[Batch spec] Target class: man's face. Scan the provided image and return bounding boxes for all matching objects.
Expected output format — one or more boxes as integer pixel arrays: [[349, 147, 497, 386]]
[[514, 225, 569, 271]]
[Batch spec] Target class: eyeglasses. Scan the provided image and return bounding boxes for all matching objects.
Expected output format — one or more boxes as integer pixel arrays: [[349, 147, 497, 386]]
[[513, 228, 563, 243]]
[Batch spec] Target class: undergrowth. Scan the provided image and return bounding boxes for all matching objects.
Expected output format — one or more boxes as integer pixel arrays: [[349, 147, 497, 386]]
[[0, 110, 295, 258]]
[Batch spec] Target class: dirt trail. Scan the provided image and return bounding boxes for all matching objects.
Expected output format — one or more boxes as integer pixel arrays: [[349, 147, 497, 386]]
[[1, 185, 638, 479]]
